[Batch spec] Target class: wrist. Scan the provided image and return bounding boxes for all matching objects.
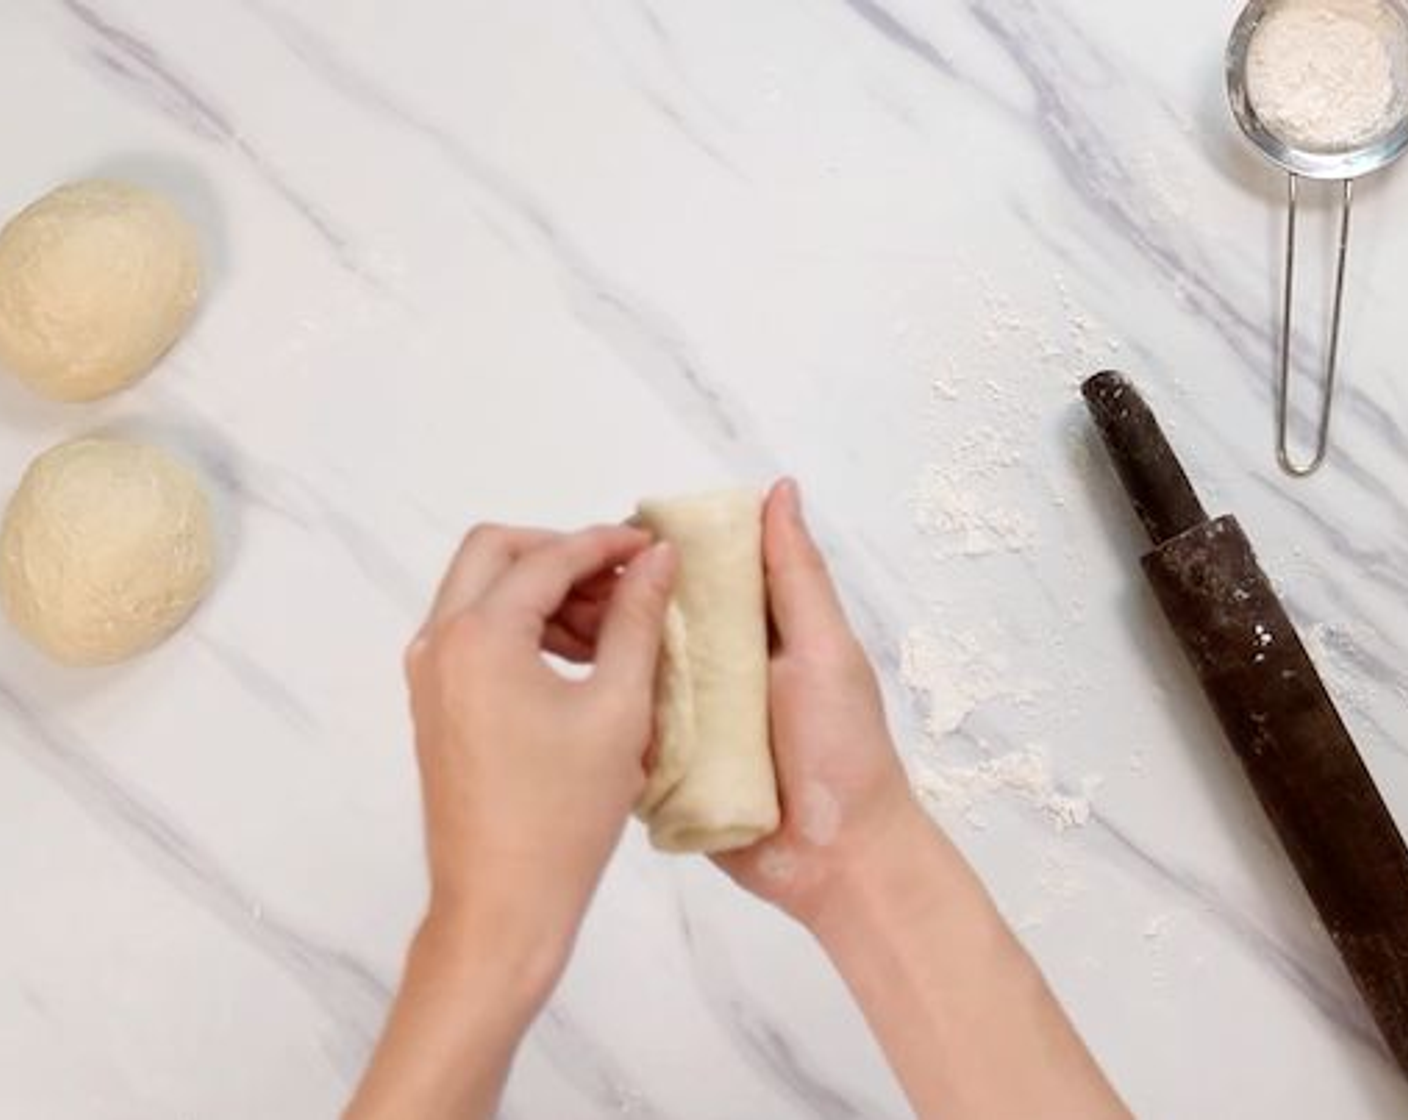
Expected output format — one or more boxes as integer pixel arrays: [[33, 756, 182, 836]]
[[416, 895, 572, 1019], [345, 902, 562, 1119], [801, 800, 1002, 950], [793, 806, 1122, 1120], [806, 803, 1038, 1029]]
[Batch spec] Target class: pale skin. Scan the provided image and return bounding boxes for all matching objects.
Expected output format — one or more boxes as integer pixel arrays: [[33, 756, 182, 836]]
[[345, 480, 1131, 1120]]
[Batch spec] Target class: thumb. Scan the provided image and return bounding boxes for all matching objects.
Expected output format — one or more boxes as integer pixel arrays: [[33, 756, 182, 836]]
[[594, 542, 677, 689], [764, 479, 852, 650]]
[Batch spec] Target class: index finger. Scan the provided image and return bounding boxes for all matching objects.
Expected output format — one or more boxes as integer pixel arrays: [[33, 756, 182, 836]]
[[482, 525, 654, 630]]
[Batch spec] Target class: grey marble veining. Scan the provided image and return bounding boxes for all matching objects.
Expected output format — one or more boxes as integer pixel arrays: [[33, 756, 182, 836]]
[[0, 677, 390, 1078], [60, 0, 369, 279]]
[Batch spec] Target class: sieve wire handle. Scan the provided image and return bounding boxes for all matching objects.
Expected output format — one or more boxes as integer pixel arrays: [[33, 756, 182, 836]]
[[1277, 173, 1352, 477]]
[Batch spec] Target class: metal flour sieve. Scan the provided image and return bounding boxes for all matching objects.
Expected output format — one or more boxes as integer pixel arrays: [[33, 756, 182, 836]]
[[1227, 0, 1408, 476]]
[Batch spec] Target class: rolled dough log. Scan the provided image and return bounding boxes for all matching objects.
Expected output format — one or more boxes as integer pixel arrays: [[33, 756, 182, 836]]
[[634, 490, 779, 854]]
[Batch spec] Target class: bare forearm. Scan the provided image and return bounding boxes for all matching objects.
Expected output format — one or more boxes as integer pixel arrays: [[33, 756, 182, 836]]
[[809, 807, 1130, 1120], [345, 908, 564, 1120]]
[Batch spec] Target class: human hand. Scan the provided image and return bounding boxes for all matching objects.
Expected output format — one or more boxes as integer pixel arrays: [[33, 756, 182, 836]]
[[715, 480, 924, 927], [405, 523, 676, 977]]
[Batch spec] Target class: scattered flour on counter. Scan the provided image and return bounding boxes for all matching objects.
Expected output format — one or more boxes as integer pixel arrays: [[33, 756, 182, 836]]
[[911, 466, 1037, 557], [901, 623, 1104, 834], [898, 268, 1121, 562], [1143, 913, 1174, 943], [1131, 148, 1194, 229], [1302, 621, 1372, 710], [1039, 846, 1087, 902], [895, 267, 1118, 835], [900, 626, 1046, 737], [909, 422, 1036, 558], [1015, 846, 1089, 931], [912, 747, 1100, 833], [1143, 913, 1175, 990]]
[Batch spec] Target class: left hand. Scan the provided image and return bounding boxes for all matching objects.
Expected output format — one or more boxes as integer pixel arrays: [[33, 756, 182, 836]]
[[405, 523, 676, 973]]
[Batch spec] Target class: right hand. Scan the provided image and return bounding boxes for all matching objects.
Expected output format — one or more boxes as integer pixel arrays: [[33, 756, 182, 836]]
[[718, 485, 1135, 1120], [715, 480, 925, 926]]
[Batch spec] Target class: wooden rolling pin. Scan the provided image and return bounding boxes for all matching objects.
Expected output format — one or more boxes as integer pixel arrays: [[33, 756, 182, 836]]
[[1083, 370, 1408, 1076]]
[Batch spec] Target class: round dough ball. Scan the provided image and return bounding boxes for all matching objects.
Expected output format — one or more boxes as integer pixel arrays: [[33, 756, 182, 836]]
[[0, 180, 201, 402], [0, 438, 215, 666]]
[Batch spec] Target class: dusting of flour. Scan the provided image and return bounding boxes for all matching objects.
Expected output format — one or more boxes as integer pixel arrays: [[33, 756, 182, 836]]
[[900, 626, 1046, 738], [911, 747, 1103, 833], [897, 268, 1114, 836]]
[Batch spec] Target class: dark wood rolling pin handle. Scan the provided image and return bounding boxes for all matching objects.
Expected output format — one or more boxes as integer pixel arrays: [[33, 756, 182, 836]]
[[1082, 370, 1207, 545], [1144, 516, 1408, 1072]]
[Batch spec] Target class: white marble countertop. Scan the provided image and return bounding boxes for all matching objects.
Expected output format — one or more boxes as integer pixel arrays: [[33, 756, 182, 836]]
[[3, 1, 1408, 1116]]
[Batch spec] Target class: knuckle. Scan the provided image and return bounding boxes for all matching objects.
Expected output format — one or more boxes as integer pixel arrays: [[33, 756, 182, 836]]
[[403, 615, 505, 708], [770, 559, 828, 606], [402, 633, 431, 678], [415, 611, 498, 675], [836, 638, 875, 677], [794, 541, 829, 573], [575, 525, 620, 560], [774, 636, 878, 697], [583, 522, 639, 557], [782, 535, 829, 575], [816, 634, 872, 678], [616, 581, 657, 620], [444, 608, 494, 650], [591, 684, 644, 727], [614, 588, 667, 641], [463, 522, 509, 553]]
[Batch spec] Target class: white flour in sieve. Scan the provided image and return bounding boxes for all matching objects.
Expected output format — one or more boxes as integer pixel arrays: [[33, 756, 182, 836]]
[[1247, 0, 1408, 151]]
